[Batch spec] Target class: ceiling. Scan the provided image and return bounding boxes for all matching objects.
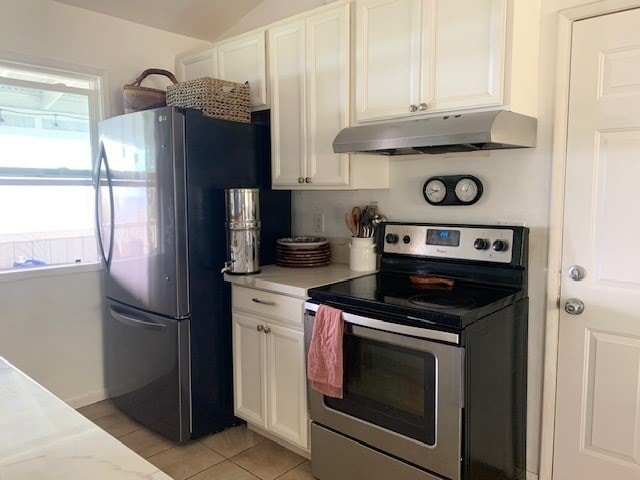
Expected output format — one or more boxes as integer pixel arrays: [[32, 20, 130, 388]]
[[51, 0, 265, 42]]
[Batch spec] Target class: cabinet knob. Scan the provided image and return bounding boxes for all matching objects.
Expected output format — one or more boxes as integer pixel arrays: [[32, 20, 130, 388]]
[[409, 104, 418, 112], [263, 326, 271, 334], [305, 177, 311, 183], [298, 177, 305, 183], [419, 103, 428, 111], [257, 325, 264, 332]]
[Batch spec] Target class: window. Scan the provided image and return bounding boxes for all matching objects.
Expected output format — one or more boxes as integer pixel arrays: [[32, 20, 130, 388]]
[[0, 62, 103, 271]]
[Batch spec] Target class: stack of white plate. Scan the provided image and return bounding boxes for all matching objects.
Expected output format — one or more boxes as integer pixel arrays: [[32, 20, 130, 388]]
[[275, 237, 331, 268]]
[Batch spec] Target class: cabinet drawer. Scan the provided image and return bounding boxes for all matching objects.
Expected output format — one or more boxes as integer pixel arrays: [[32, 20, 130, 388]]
[[233, 286, 304, 326]]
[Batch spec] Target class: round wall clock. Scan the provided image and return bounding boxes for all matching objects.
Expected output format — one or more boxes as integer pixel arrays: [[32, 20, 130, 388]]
[[422, 175, 483, 206], [423, 178, 447, 204], [454, 177, 481, 203]]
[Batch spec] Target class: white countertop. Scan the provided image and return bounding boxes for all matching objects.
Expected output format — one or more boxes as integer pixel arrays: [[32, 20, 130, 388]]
[[224, 263, 375, 298], [0, 357, 171, 480]]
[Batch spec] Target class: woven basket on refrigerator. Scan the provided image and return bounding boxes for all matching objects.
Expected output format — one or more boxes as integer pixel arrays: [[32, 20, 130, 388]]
[[123, 69, 178, 114], [166, 77, 250, 123]]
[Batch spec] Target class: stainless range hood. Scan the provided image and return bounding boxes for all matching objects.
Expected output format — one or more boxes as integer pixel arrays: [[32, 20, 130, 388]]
[[333, 110, 537, 155]]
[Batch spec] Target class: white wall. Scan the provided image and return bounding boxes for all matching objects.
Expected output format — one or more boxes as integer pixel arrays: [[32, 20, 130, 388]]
[[0, 0, 210, 406], [0, 266, 104, 407], [218, 0, 329, 40], [0, 0, 211, 117]]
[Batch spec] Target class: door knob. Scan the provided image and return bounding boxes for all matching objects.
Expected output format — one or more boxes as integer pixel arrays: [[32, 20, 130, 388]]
[[419, 103, 428, 111], [298, 177, 305, 183], [257, 325, 264, 332], [409, 104, 418, 112], [568, 265, 586, 281], [263, 326, 271, 334], [564, 298, 584, 315]]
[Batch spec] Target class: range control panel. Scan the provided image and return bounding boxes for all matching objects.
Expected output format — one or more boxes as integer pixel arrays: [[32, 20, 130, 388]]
[[382, 224, 515, 263]]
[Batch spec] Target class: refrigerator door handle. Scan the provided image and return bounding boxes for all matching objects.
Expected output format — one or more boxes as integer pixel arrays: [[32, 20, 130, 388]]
[[94, 141, 115, 269], [110, 306, 168, 332]]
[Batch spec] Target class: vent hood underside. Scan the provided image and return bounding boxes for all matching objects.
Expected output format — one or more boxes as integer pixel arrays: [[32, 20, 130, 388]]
[[333, 111, 537, 155]]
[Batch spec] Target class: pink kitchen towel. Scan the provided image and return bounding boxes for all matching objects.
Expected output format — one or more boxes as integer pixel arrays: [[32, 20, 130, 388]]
[[307, 304, 344, 399]]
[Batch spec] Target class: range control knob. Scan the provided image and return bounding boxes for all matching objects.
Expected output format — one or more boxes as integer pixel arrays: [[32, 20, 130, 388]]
[[385, 233, 399, 244], [403, 235, 411, 244], [473, 238, 488, 250], [492, 240, 508, 252]]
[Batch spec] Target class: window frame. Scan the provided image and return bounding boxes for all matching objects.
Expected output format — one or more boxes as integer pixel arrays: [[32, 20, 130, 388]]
[[0, 57, 107, 277]]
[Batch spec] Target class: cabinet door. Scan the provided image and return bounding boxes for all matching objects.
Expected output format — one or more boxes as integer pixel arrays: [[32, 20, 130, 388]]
[[233, 314, 267, 428], [305, 5, 350, 187], [217, 31, 268, 110], [269, 21, 307, 187], [355, 0, 422, 122], [266, 323, 308, 449], [427, 0, 506, 112], [176, 48, 217, 81]]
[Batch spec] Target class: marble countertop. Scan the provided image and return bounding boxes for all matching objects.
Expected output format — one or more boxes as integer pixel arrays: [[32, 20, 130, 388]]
[[0, 357, 171, 480], [224, 263, 376, 298]]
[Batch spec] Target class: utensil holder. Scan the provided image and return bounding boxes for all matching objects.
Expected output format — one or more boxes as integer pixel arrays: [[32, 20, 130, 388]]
[[349, 237, 376, 272]]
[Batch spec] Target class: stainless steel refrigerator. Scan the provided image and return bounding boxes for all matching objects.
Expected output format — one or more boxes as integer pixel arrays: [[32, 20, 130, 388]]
[[94, 106, 290, 442]]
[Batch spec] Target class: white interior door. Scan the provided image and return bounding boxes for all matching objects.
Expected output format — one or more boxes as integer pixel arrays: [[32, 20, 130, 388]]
[[554, 8, 640, 479]]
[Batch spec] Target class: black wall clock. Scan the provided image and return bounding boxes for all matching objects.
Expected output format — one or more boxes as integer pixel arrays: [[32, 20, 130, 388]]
[[423, 175, 483, 206]]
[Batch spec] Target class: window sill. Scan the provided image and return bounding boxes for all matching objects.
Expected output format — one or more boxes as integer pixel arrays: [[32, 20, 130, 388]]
[[0, 262, 102, 284]]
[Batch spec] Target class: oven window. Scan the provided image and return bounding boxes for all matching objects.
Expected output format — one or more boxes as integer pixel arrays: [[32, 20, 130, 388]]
[[324, 331, 436, 445]]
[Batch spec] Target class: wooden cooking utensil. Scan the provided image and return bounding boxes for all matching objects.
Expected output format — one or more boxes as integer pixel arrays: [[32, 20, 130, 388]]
[[345, 212, 357, 237], [351, 206, 362, 237]]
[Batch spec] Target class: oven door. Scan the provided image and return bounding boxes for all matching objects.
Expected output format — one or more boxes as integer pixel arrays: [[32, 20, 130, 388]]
[[304, 305, 464, 480]]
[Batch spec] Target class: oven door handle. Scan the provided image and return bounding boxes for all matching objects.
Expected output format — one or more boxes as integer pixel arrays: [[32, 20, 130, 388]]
[[304, 302, 459, 344]]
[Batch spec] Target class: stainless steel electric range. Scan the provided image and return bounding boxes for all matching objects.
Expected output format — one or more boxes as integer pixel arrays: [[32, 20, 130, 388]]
[[304, 222, 528, 480]]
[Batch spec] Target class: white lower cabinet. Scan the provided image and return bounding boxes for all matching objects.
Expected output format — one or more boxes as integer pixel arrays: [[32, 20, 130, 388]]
[[231, 287, 308, 451], [266, 323, 306, 446], [233, 314, 267, 427]]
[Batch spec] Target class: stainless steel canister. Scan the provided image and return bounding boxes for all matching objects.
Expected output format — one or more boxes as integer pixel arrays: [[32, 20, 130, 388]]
[[223, 188, 261, 274]]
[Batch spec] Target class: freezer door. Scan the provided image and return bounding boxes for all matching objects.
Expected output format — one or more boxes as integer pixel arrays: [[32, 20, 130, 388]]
[[105, 299, 191, 442], [98, 107, 189, 318]]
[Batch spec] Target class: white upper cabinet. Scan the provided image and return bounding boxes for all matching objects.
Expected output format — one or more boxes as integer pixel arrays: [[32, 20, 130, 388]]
[[355, 0, 423, 121], [305, 8, 351, 186], [175, 48, 218, 82], [355, 0, 539, 122], [269, 3, 388, 190], [269, 5, 351, 189], [269, 20, 307, 186], [175, 31, 268, 110], [428, 0, 504, 112], [217, 31, 268, 110]]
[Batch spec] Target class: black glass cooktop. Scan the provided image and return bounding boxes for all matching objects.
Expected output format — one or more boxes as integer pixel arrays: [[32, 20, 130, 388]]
[[308, 272, 524, 329]]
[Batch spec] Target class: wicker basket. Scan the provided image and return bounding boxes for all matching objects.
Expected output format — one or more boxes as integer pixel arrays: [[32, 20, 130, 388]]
[[123, 69, 178, 114], [166, 77, 250, 123]]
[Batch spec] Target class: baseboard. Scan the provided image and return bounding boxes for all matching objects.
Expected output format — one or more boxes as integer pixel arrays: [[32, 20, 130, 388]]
[[64, 388, 109, 409]]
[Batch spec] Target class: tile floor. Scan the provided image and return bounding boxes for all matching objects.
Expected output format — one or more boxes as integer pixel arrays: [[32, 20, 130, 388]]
[[77, 399, 316, 480]]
